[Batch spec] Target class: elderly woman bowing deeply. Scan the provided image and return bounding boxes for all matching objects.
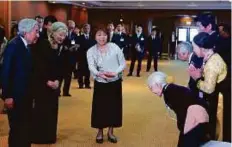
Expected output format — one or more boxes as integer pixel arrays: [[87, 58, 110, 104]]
[[30, 22, 68, 144], [87, 28, 126, 144], [147, 72, 210, 147]]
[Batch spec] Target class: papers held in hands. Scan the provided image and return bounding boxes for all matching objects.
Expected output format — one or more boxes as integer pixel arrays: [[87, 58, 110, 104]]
[[135, 43, 142, 52]]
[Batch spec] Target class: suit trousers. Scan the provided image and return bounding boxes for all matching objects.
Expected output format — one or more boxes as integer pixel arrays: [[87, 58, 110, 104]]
[[59, 71, 72, 95], [7, 98, 32, 147], [146, 54, 158, 72], [129, 53, 143, 75]]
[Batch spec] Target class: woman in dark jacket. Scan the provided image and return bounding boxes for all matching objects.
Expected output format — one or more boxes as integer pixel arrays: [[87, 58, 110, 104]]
[[147, 71, 210, 147], [30, 22, 68, 144]]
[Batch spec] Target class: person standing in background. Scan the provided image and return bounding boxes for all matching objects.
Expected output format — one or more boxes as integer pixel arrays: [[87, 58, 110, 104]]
[[77, 24, 96, 89], [146, 28, 161, 72], [127, 24, 146, 77]]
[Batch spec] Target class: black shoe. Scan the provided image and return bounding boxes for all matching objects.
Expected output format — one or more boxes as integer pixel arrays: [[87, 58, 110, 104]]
[[63, 93, 71, 97], [136, 74, 140, 77], [108, 134, 117, 143], [96, 132, 104, 144], [96, 138, 103, 144], [85, 86, 91, 89], [127, 73, 132, 76], [78, 86, 84, 89], [146, 69, 150, 72]]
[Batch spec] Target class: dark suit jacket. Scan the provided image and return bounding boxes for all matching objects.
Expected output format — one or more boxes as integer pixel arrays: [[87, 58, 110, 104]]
[[1, 36, 32, 101], [131, 33, 146, 56], [111, 33, 129, 50], [146, 35, 161, 56], [77, 34, 96, 73]]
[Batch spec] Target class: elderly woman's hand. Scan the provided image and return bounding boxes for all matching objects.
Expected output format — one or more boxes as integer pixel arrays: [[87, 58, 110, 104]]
[[188, 65, 202, 80]]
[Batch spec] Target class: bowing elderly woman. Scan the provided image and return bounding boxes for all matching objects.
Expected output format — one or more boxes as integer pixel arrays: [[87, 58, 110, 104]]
[[147, 71, 210, 147], [87, 28, 126, 144], [30, 22, 68, 144]]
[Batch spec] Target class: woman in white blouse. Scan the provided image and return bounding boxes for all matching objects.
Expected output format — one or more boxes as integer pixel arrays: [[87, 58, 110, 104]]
[[87, 28, 126, 144]]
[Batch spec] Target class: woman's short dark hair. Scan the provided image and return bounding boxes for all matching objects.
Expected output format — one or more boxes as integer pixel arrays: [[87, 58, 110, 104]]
[[193, 32, 214, 49], [43, 15, 57, 25]]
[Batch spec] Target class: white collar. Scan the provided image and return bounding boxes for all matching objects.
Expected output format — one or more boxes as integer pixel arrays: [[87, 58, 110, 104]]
[[188, 52, 194, 64], [20, 36, 28, 48]]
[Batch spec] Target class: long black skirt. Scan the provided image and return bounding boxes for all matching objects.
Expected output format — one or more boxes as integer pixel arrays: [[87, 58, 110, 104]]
[[31, 88, 59, 144], [91, 79, 122, 129]]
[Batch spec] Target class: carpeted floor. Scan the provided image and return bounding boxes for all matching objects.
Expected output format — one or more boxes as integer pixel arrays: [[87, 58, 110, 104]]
[[0, 60, 223, 147]]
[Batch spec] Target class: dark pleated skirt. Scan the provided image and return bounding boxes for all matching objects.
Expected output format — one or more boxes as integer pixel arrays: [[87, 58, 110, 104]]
[[91, 79, 122, 128]]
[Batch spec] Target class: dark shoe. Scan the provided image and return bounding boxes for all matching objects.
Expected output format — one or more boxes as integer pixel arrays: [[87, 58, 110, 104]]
[[96, 132, 104, 144], [85, 86, 91, 89], [108, 134, 117, 143], [136, 74, 140, 77], [78, 86, 84, 89], [146, 69, 150, 72], [127, 73, 132, 76], [63, 93, 71, 97], [96, 138, 103, 144]]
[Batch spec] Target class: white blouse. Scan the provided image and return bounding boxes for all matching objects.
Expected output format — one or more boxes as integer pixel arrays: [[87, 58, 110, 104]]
[[87, 42, 126, 83]]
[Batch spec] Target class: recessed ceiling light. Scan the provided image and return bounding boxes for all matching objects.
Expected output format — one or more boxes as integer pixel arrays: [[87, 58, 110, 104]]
[[82, 2, 85, 5], [52, 1, 56, 4]]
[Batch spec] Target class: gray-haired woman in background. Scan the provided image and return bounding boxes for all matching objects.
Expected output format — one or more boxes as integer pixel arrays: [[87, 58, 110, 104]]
[[30, 22, 68, 144], [87, 28, 126, 144]]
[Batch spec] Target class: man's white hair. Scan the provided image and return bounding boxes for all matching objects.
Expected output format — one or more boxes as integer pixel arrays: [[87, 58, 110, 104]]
[[147, 71, 167, 88], [68, 20, 75, 27], [18, 18, 38, 36], [177, 42, 193, 53]]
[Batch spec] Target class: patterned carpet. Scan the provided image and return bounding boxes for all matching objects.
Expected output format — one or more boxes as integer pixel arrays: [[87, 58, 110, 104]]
[[0, 60, 223, 147]]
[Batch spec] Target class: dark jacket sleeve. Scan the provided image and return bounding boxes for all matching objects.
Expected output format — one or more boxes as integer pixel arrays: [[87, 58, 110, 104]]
[[1, 43, 16, 100]]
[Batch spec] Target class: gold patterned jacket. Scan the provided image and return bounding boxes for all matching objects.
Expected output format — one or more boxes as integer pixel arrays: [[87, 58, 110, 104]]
[[197, 53, 227, 94]]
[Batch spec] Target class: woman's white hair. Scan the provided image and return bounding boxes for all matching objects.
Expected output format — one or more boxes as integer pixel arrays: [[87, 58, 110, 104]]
[[51, 22, 68, 33], [147, 71, 167, 88], [18, 18, 38, 36], [177, 41, 193, 54]]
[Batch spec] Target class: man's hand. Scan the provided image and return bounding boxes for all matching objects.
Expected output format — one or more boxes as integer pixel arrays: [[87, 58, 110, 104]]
[[4, 98, 14, 109]]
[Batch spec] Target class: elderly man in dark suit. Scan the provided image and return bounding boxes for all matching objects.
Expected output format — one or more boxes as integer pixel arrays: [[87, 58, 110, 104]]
[[77, 23, 96, 89], [1, 18, 39, 147], [127, 24, 146, 77]]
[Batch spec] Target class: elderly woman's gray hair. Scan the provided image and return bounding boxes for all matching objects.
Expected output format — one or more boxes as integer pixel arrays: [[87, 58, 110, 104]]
[[51, 22, 68, 33], [18, 18, 38, 36], [177, 42, 193, 54], [147, 71, 167, 88]]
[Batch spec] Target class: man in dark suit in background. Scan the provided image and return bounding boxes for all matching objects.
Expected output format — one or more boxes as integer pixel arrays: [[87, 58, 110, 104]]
[[127, 24, 146, 77], [107, 22, 115, 42], [146, 28, 161, 72], [112, 23, 129, 58], [39, 15, 57, 40], [1, 18, 39, 147], [77, 24, 96, 89]]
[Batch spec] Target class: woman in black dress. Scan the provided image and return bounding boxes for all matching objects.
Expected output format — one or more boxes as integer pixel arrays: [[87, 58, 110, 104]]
[[147, 71, 210, 147], [30, 22, 68, 144]]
